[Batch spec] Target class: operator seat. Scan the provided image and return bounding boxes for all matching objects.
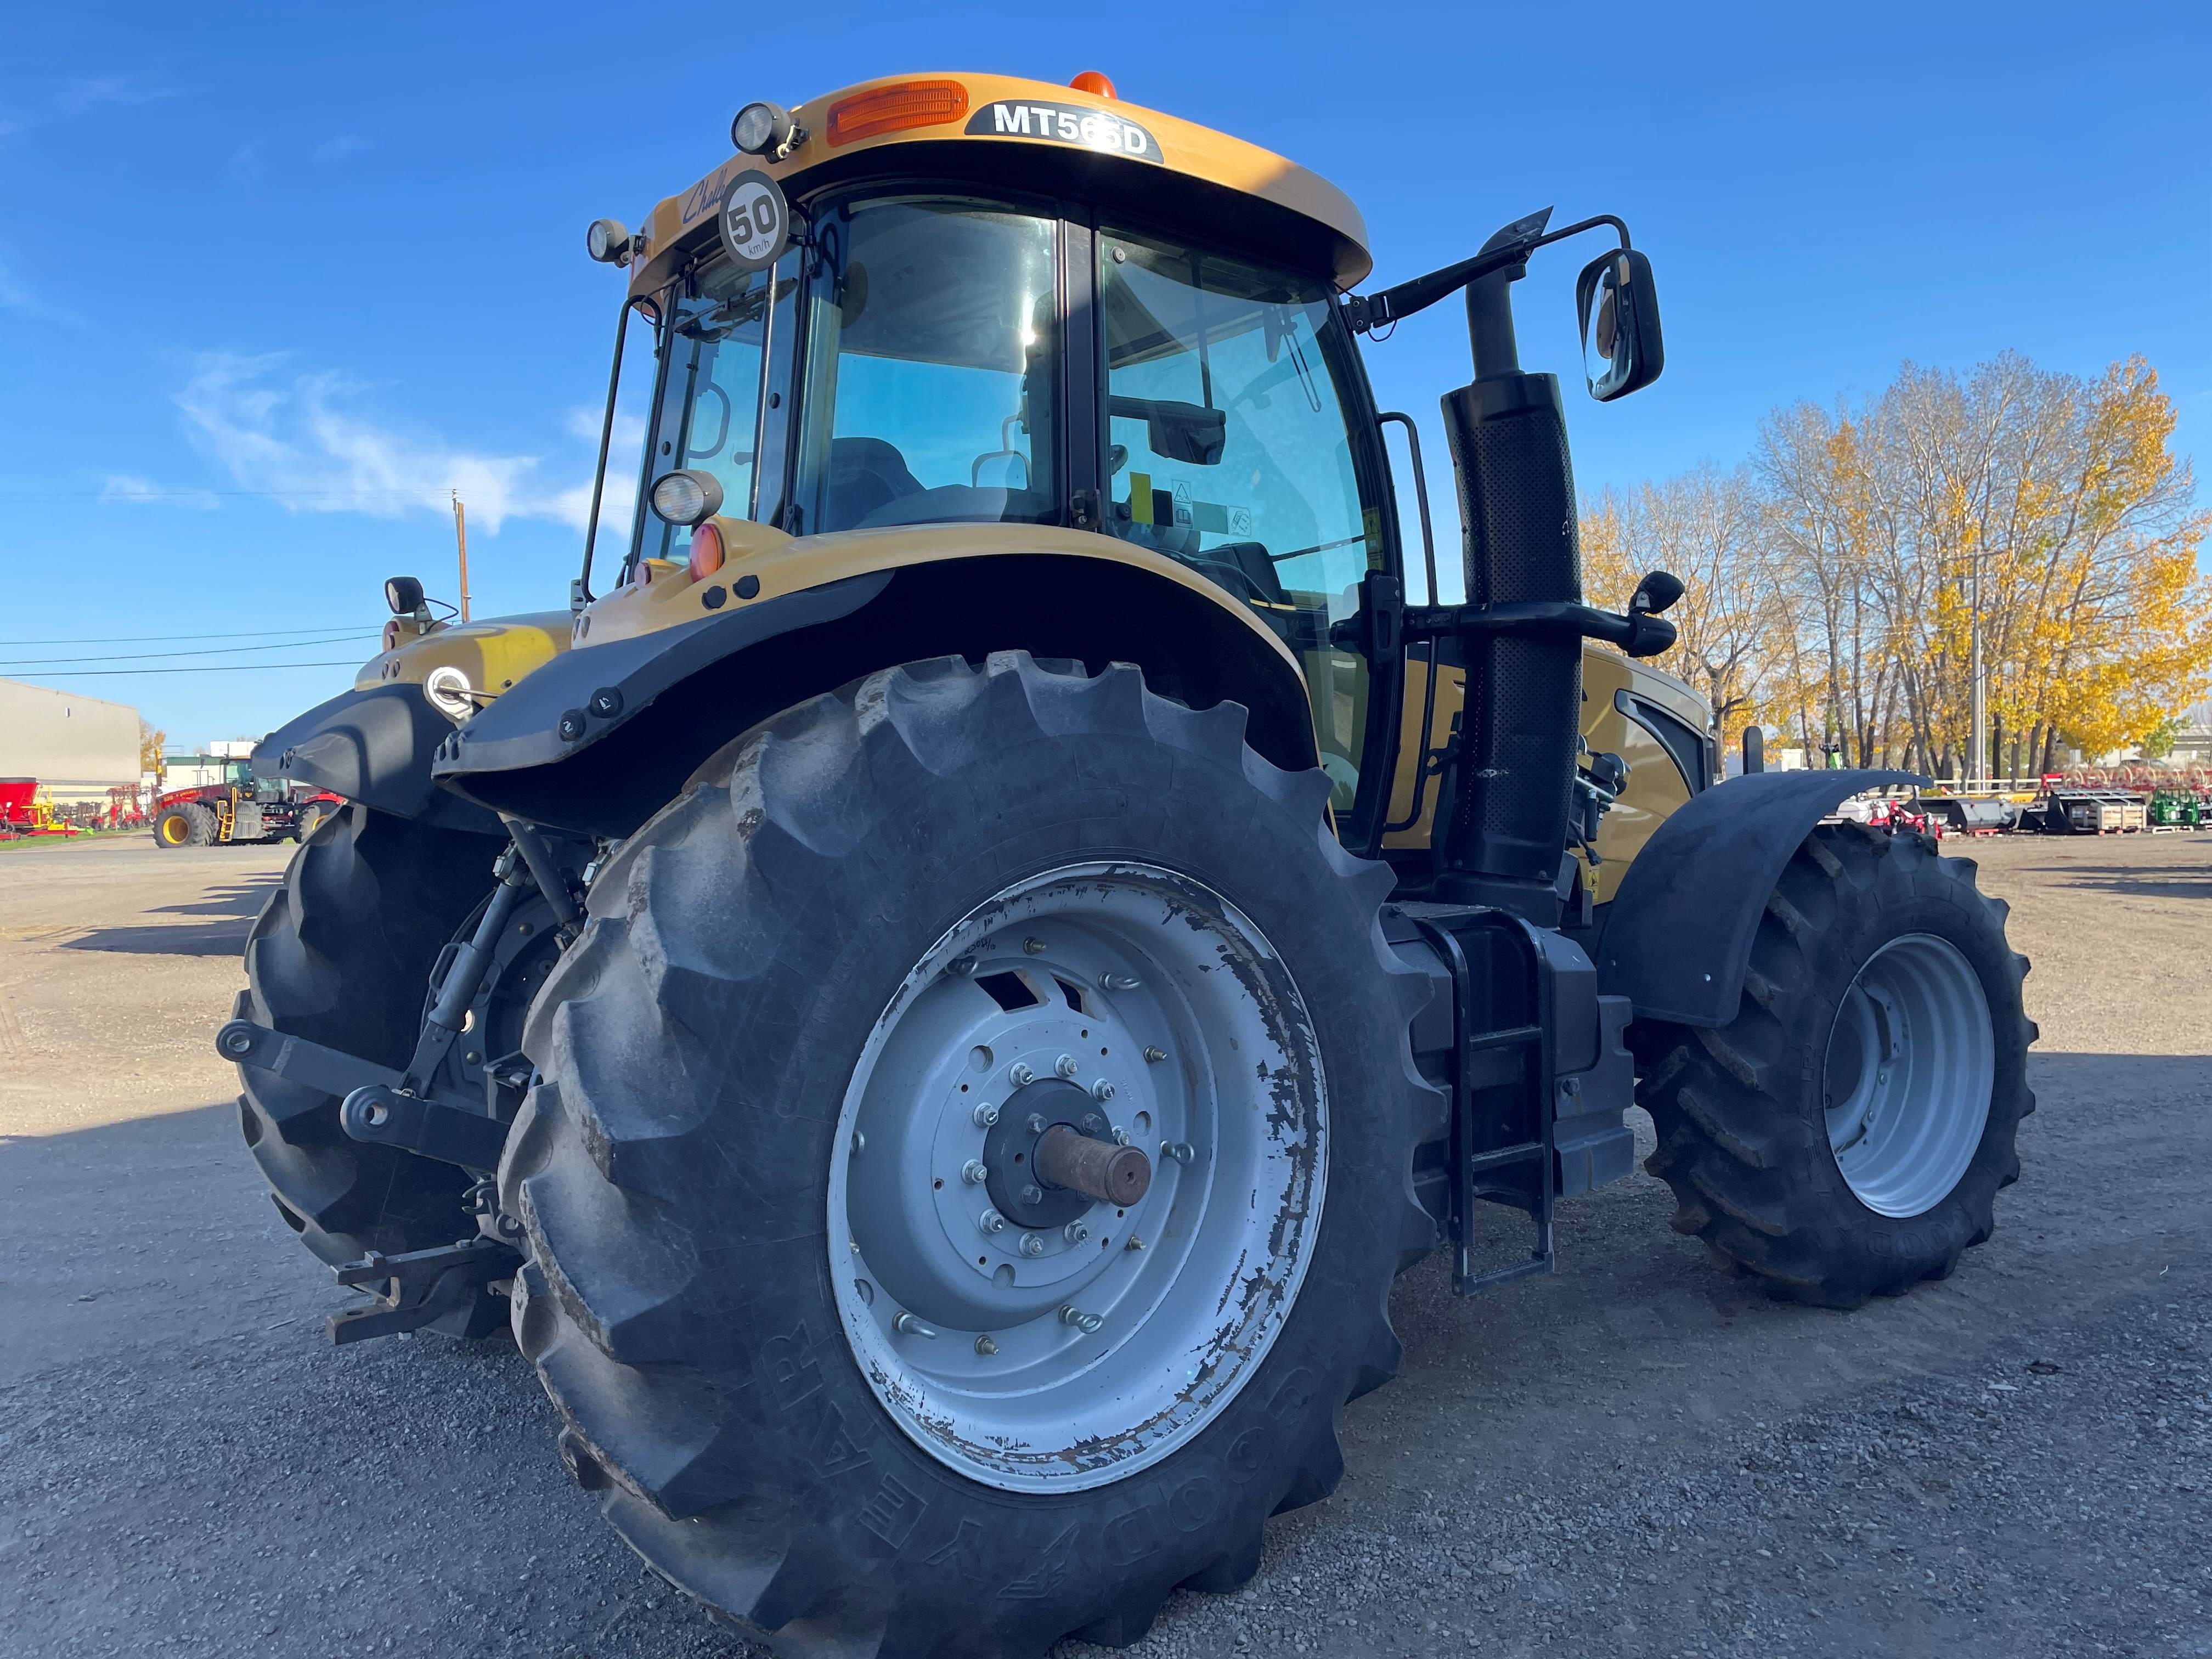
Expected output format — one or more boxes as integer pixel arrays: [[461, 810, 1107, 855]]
[[822, 436, 923, 532]]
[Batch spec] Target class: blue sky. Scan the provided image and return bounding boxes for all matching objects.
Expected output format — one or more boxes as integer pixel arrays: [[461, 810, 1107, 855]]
[[3, 1, 2205, 746]]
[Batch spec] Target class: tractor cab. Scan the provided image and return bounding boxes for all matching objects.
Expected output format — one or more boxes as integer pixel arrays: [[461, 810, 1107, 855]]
[[582, 74, 1398, 829]]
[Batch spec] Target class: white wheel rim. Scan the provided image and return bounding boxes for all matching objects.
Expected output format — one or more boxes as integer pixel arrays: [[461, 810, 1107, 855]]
[[827, 861, 1327, 1493], [1822, 932, 1995, 1218]]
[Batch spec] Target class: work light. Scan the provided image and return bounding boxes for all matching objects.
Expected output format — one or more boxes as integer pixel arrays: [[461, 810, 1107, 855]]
[[585, 218, 633, 264], [732, 101, 800, 160], [650, 469, 724, 527]]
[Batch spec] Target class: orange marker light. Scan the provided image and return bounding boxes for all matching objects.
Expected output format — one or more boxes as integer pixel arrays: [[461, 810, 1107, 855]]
[[1070, 70, 1117, 98], [826, 80, 969, 147], [687, 521, 726, 582]]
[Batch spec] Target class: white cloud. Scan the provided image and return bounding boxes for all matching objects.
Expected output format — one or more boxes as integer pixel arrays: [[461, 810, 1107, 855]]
[[174, 353, 624, 535], [101, 475, 219, 509], [0, 257, 81, 324]]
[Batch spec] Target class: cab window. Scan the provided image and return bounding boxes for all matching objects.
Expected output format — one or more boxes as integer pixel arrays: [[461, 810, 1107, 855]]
[[1098, 229, 1381, 811], [791, 196, 1059, 535], [633, 249, 799, 571]]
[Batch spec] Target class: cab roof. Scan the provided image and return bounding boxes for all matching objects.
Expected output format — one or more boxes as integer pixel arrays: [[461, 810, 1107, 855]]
[[625, 71, 1372, 297]]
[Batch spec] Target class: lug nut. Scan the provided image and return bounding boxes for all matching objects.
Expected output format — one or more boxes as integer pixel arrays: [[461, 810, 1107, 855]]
[[1058, 1306, 1104, 1334], [1143, 1046, 1167, 1063], [972, 1101, 1000, 1127], [1026, 1113, 1049, 1135], [850, 1130, 866, 1156], [978, 1209, 1006, 1235], [1091, 1079, 1115, 1102], [1161, 1141, 1195, 1165], [1125, 1235, 1145, 1252], [1019, 1183, 1045, 1206], [962, 1159, 989, 1185], [1019, 1232, 1046, 1257], [893, 1312, 938, 1339], [1113, 1125, 1131, 1146], [1023, 937, 1048, 955], [1054, 1054, 1078, 1079], [974, 1335, 998, 1356], [1008, 1062, 1035, 1087], [1100, 972, 1140, 991], [1064, 1221, 1089, 1245], [947, 955, 977, 977]]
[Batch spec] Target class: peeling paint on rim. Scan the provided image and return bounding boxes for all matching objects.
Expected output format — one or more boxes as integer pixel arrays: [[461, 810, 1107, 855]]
[[827, 860, 1327, 1493]]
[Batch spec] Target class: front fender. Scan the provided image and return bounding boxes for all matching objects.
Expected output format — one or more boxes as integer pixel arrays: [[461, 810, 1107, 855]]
[[253, 684, 504, 834], [1596, 769, 1925, 1027]]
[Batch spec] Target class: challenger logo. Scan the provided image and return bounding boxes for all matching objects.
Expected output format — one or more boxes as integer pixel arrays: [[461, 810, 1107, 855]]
[[964, 100, 1163, 165]]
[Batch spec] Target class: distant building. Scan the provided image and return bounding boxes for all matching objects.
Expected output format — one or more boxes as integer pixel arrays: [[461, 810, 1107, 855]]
[[0, 679, 142, 808], [161, 740, 263, 792], [2169, 701, 2212, 766]]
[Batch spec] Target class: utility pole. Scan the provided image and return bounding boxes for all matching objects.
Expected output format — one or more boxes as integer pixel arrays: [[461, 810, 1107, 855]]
[[452, 492, 472, 623], [1967, 540, 1985, 789]]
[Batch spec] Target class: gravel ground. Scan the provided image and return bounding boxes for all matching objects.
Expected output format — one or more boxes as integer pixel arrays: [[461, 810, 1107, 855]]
[[1, 830, 2207, 1658]]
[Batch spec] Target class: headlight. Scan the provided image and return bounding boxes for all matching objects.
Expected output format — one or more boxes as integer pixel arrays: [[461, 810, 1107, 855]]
[[732, 100, 800, 159], [585, 218, 633, 264], [650, 468, 724, 527], [423, 665, 474, 724]]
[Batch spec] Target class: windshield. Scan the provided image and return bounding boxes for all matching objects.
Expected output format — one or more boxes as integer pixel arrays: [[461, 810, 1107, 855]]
[[789, 196, 1059, 535], [629, 251, 799, 572]]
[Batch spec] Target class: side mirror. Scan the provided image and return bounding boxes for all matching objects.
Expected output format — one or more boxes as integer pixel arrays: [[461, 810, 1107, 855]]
[[1576, 249, 1664, 401], [383, 575, 425, 616], [1629, 569, 1684, 614]]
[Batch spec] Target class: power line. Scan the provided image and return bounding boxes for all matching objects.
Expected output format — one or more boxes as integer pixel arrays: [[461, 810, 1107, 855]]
[[8, 662, 366, 677], [0, 633, 379, 668], [0, 624, 374, 645]]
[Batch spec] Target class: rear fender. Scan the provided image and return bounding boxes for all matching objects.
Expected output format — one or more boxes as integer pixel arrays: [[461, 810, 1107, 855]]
[[1596, 769, 1926, 1027], [255, 685, 504, 835]]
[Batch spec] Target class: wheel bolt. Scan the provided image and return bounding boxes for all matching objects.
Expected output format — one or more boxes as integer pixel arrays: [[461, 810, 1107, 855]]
[[1113, 1126, 1131, 1147], [1091, 1079, 1115, 1102], [1143, 1046, 1166, 1063], [1019, 1232, 1045, 1257], [975, 1335, 998, 1356], [1064, 1221, 1089, 1245], [1100, 972, 1140, 991], [1008, 1062, 1034, 1087], [1026, 1113, 1049, 1135], [972, 1102, 1000, 1127], [1019, 1183, 1045, 1207], [1161, 1141, 1195, 1165], [1023, 937, 1048, 955], [893, 1312, 939, 1339], [962, 1159, 988, 1184], [1054, 1054, 1078, 1079], [850, 1130, 866, 1156], [978, 1209, 1006, 1235], [1058, 1306, 1104, 1334]]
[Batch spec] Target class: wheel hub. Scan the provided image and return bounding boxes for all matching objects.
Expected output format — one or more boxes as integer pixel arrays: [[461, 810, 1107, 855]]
[[829, 861, 1327, 1492]]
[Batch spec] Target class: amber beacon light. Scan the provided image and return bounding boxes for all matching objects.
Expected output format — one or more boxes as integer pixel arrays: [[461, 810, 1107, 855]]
[[1069, 70, 1117, 97], [825, 80, 969, 146]]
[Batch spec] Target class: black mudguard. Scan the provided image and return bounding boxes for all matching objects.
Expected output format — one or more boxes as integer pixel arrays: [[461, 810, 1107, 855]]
[[430, 572, 891, 785], [1596, 769, 1925, 1026], [254, 684, 504, 835]]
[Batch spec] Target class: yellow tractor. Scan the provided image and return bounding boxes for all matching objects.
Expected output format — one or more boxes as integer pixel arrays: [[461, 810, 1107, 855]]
[[225, 70, 2032, 1658]]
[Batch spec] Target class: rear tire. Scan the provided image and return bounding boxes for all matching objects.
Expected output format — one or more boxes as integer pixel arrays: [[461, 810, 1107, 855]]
[[295, 802, 329, 842], [1634, 823, 2034, 1307], [502, 654, 1439, 1658], [235, 802, 501, 1269]]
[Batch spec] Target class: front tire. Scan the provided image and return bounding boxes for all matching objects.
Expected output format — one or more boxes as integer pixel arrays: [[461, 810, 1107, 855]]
[[236, 803, 501, 1268], [1634, 823, 2034, 1307], [501, 655, 1438, 1657]]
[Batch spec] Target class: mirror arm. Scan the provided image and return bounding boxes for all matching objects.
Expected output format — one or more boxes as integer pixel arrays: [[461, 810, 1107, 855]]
[[1345, 214, 1633, 337], [1402, 598, 1676, 660]]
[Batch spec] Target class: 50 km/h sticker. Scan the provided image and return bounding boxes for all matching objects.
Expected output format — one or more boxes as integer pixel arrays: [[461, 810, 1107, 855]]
[[719, 168, 789, 270]]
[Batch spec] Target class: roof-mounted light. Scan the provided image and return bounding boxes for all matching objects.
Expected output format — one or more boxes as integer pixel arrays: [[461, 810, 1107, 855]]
[[826, 80, 968, 148], [732, 100, 804, 160], [1070, 70, 1118, 98], [585, 218, 634, 264]]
